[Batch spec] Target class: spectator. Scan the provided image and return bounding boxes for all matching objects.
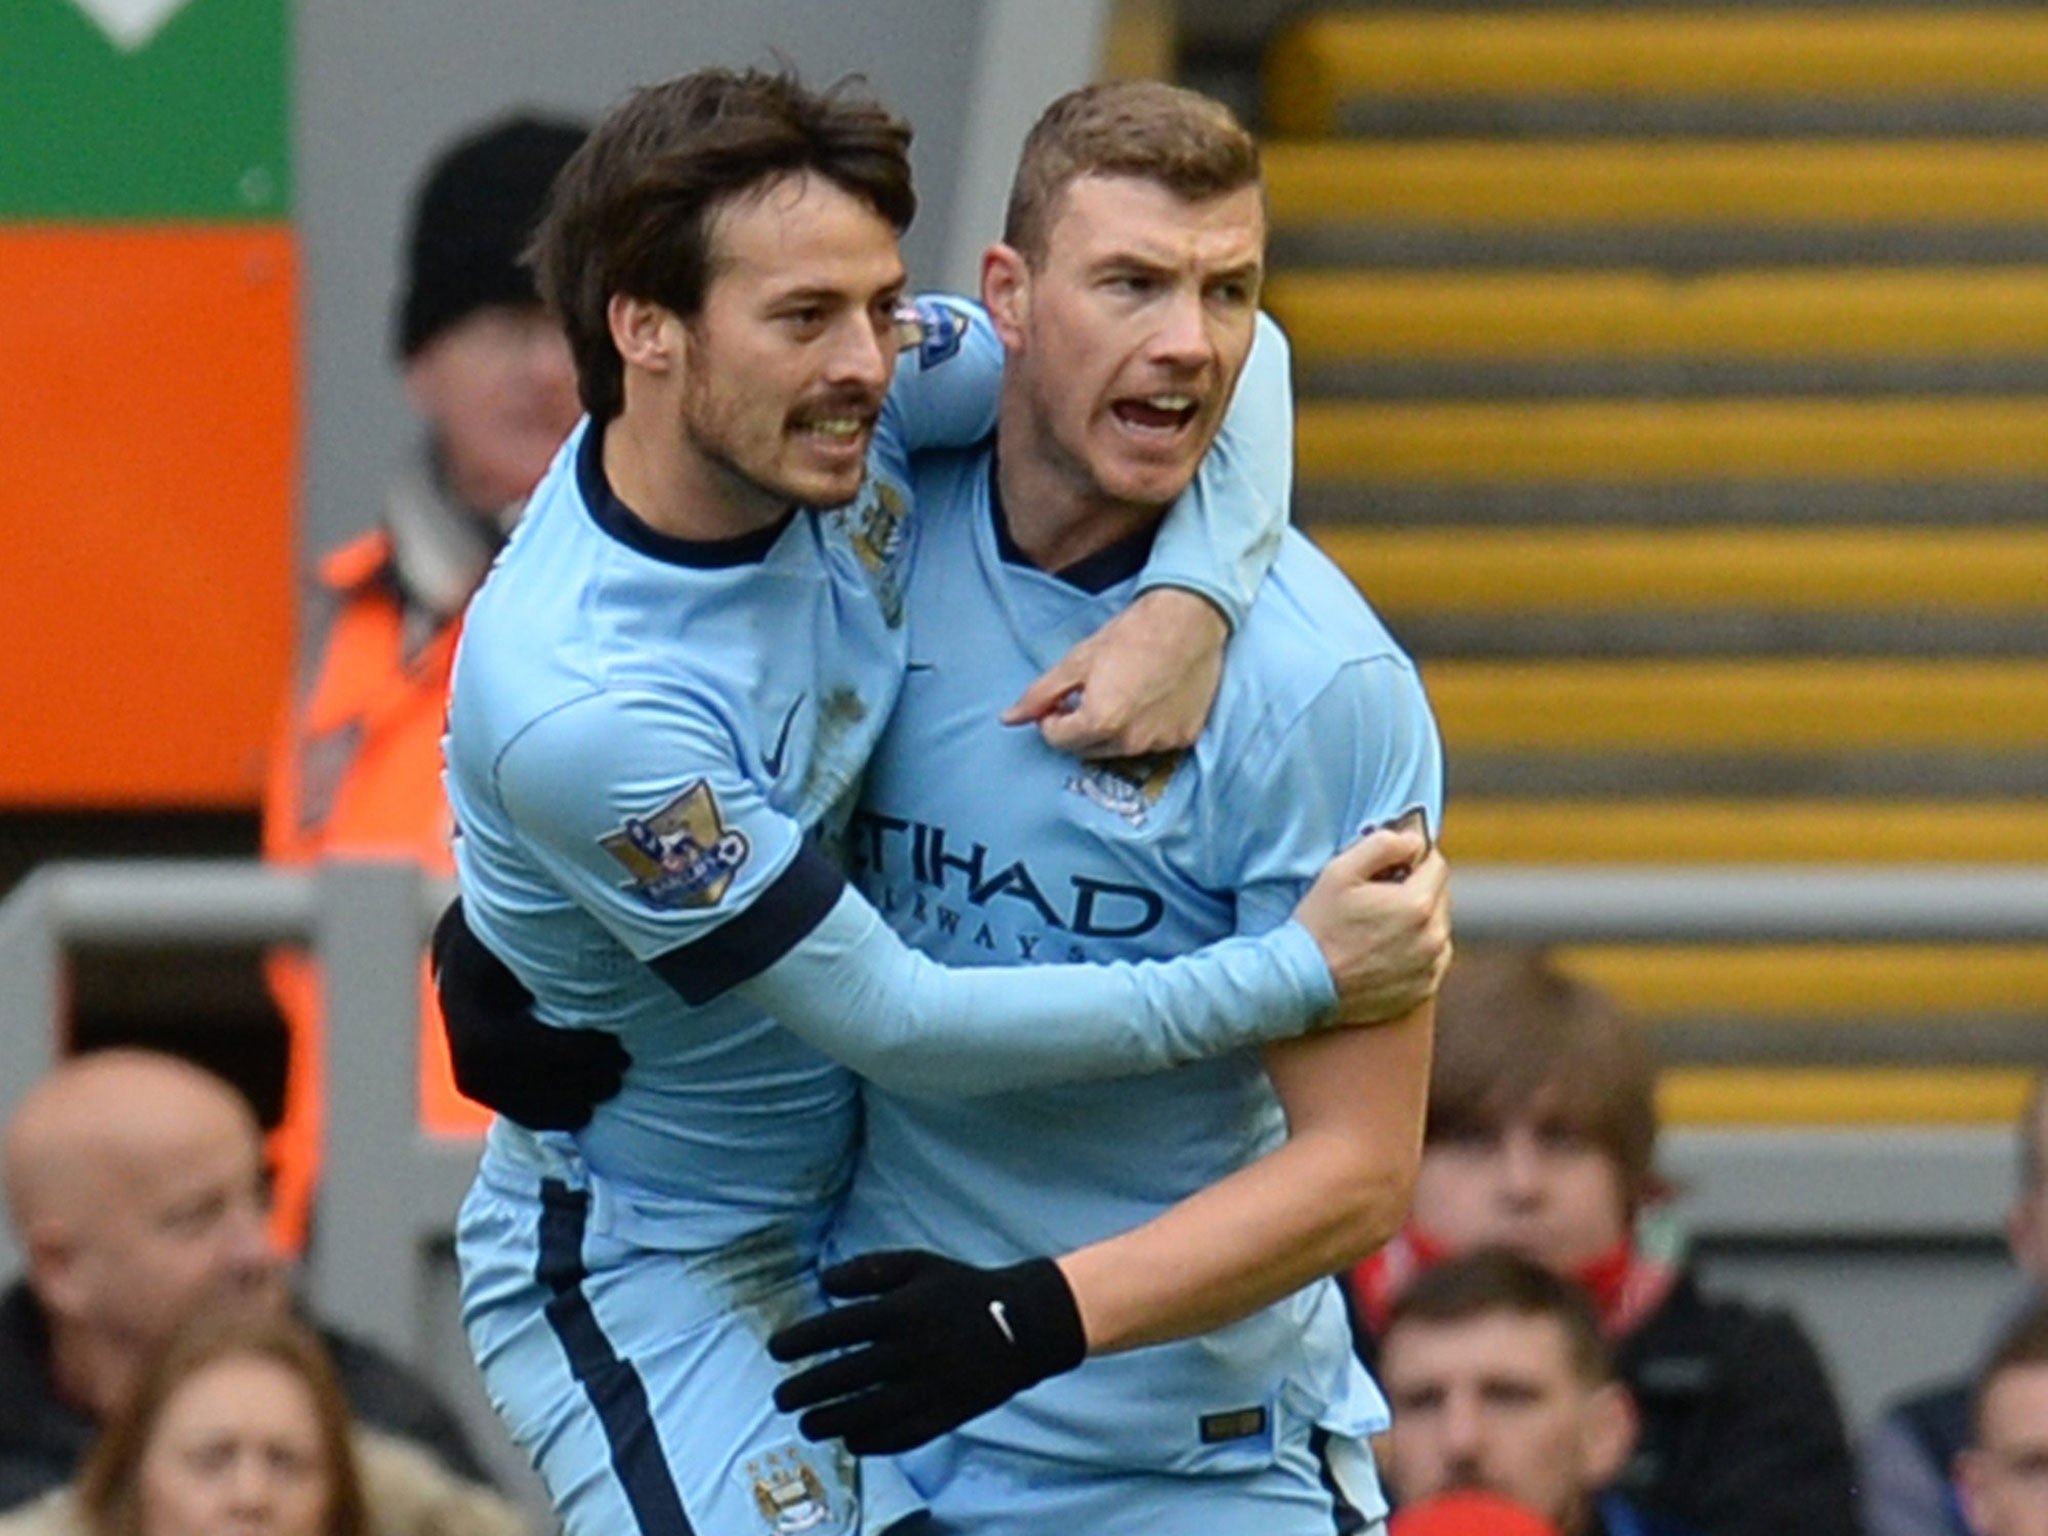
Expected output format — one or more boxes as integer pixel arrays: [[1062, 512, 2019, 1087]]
[[0, 1307, 523, 1536], [1956, 1302, 2048, 1536], [1378, 1249, 1694, 1536], [1863, 1068, 2048, 1536], [0, 1050, 498, 1519], [1350, 946, 1857, 1536], [261, 112, 586, 1253]]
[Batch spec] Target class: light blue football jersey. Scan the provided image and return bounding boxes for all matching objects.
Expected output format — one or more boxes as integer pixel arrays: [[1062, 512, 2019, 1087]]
[[445, 300, 1321, 1253], [830, 446, 1445, 1476]]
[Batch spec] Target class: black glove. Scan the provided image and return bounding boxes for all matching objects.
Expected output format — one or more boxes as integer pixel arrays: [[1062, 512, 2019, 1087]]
[[767, 1249, 1086, 1455], [431, 897, 629, 1131]]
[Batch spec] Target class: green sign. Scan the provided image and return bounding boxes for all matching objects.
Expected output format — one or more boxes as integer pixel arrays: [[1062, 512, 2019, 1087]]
[[0, 0, 289, 220]]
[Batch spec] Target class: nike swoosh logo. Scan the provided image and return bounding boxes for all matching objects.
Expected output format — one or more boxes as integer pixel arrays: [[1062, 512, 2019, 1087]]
[[988, 1299, 1016, 1346], [762, 694, 805, 779]]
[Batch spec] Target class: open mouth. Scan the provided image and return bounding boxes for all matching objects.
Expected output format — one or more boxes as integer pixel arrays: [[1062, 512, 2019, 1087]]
[[1111, 394, 1201, 437]]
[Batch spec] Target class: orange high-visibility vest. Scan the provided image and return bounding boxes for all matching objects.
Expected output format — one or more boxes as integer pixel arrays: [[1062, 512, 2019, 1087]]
[[261, 528, 488, 1253]]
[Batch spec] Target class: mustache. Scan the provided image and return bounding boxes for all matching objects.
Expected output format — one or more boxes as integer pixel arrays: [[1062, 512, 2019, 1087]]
[[788, 387, 884, 423]]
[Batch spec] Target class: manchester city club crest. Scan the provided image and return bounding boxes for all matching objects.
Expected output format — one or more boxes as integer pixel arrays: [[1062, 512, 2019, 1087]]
[[744, 1447, 833, 1533], [849, 480, 907, 576], [599, 779, 750, 909], [1068, 751, 1184, 828], [829, 478, 910, 625]]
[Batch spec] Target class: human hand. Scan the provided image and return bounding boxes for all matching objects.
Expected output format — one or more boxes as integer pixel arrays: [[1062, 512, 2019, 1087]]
[[768, 1249, 1086, 1455], [1290, 829, 1452, 1026], [1001, 587, 1227, 758], [432, 899, 629, 1131]]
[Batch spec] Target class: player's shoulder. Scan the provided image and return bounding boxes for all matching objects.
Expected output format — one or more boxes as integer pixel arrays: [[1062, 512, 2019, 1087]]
[[479, 677, 742, 821], [903, 429, 996, 502], [1199, 529, 1428, 762], [1233, 529, 1417, 687]]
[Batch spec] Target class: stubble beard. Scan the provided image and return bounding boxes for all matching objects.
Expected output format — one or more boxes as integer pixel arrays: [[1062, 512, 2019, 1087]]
[[680, 383, 871, 520]]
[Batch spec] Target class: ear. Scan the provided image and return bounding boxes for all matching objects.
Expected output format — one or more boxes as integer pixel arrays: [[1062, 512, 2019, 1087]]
[[1579, 1380, 1638, 1492], [23, 1220, 89, 1322], [2008, 1196, 2035, 1269], [607, 293, 680, 377], [400, 347, 442, 419], [981, 243, 1030, 352]]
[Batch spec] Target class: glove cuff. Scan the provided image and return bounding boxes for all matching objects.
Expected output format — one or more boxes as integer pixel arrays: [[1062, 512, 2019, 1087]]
[[1004, 1257, 1087, 1378]]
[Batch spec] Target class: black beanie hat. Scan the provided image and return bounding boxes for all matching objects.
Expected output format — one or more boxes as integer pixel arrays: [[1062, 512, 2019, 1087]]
[[396, 112, 587, 358]]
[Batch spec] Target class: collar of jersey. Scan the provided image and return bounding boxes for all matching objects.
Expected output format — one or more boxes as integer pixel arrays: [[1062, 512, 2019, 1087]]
[[986, 451, 1156, 594], [576, 420, 799, 568]]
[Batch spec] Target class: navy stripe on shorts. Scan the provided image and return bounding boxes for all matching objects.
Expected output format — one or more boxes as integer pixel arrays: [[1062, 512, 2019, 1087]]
[[1312, 1426, 1371, 1535], [537, 1178, 696, 1534]]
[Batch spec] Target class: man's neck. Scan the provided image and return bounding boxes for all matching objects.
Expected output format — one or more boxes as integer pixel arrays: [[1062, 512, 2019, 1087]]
[[46, 1322, 136, 1424], [602, 407, 784, 543], [993, 404, 1162, 575]]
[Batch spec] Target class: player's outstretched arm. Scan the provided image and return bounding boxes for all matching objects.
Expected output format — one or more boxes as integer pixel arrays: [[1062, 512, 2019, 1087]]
[[1006, 312, 1293, 758], [730, 831, 1438, 1098]]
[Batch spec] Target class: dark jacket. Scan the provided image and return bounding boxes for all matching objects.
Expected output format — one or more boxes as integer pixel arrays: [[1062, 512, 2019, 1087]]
[[0, 1280, 491, 1513], [1592, 1492, 1703, 1536], [1609, 1268, 1858, 1536], [1858, 1377, 1974, 1536]]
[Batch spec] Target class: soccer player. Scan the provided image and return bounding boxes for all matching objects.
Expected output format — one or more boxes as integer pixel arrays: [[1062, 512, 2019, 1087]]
[[439, 69, 1445, 1536], [764, 81, 1440, 1534]]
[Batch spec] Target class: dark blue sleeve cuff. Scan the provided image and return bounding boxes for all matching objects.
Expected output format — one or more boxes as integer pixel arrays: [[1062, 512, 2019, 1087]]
[[649, 834, 847, 1005]]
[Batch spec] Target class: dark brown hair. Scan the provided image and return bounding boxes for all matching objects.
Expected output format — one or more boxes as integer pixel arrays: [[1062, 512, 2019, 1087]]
[[1388, 1247, 1614, 1387], [77, 1308, 368, 1536], [532, 67, 915, 421], [1427, 945, 1660, 1211], [1001, 79, 1260, 267]]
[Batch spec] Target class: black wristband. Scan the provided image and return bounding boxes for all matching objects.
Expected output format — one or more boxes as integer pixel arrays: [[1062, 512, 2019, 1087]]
[[1000, 1257, 1087, 1377]]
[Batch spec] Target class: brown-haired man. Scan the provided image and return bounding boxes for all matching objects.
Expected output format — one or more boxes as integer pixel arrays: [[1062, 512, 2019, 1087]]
[[1379, 1250, 1690, 1536], [1350, 947, 1855, 1536], [439, 67, 1446, 1536], [1957, 1303, 2048, 1536]]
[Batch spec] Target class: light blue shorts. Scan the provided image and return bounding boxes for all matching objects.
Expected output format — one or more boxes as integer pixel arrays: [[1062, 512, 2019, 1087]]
[[904, 1422, 1388, 1536], [456, 1145, 926, 1536]]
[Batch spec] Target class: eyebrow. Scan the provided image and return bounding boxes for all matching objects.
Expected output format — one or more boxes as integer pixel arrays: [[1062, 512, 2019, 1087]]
[[765, 283, 897, 307]]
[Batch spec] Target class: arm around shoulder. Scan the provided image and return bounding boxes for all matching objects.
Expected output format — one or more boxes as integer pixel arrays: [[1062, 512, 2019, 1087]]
[[734, 884, 1336, 1097]]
